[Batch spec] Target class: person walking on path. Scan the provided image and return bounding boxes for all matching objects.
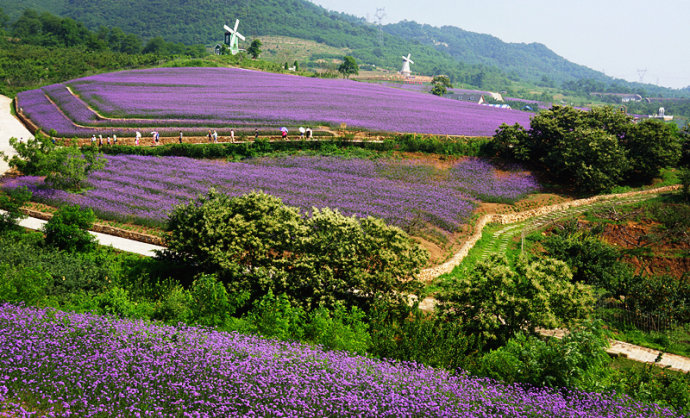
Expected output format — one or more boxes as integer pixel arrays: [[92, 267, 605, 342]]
[[91, 134, 96, 145], [213, 130, 218, 143], [113, 134, 117, 145], [179, 131, 183, 144], [135, 131, 141, 146], [208, 130, 212, 143], [98, 135, 103, 147], [230, 129, 235, 143], [254, 128, 259, 140]]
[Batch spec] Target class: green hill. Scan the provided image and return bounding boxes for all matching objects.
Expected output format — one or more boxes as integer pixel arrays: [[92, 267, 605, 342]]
[[384, 21, 607, 85], [0, 0, 686, 96]]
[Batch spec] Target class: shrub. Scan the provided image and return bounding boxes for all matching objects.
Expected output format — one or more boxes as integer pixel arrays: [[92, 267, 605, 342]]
[[164, 190, 428, 312], [478, 321, 613, 391], [440, 254, 594, 345], [304, 302, 371, 354], [0, 186, 32, 231], [43, 204, 97, 252]]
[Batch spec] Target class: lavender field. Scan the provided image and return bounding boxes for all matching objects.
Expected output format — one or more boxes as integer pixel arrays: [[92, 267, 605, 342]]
[[16, 67, 532, 137], [2, 155, 539, 232], [0, 303, 679, 417]]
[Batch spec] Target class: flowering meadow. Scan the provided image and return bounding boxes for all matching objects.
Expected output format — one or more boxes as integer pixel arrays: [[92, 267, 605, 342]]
[[0, 303, 680, 417], [16, 67, 532, 137], [1, 156, 539, 232]]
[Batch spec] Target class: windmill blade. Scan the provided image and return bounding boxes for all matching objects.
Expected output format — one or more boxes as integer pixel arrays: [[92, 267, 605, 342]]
[[406, 54, 412, 60], [402, 56, 407, 61], [236, 32, 246, 41], [409, 60, 414, 64], [233, 19, 240, 32], [224, 24, 233, 33]]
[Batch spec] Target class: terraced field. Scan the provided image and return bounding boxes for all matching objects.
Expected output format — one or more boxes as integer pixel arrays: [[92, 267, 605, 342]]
[[15, 67, 532, 138]]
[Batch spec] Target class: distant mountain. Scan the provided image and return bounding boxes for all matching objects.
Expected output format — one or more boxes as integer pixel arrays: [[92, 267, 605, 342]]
[[0, 0, 684, 96], [384, 21, 608, 86]]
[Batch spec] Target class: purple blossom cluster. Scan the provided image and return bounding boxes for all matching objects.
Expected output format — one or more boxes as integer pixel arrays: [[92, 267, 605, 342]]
[[0, 304, 678, 417], [450, 158, 540, 202], [19, 67, 532, 137], [1, 156, 539, 232]]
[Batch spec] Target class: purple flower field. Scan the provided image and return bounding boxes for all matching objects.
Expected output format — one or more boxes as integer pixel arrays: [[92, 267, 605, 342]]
[[16, 67, 532, 137], [1, 156, 539, 232], [0, 304, 679, 417]]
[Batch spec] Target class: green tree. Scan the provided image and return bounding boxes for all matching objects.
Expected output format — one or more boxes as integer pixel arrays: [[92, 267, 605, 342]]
[[0, 186, 32, 231], [44, 146, 106, 191], [43, 204, 97, 253], [3, 133, 106, 192], [338, 56, 359, 79], [246, 39, 262, 59], [3, 134, 56, 175], [625, 119, 681, 182], [431, 83, 447, 96], [541, 220, 633, 293], [432, 75, 452, 88], [441, 255, 594, 345], [142, 36, 167, 54], [293, 60, 299, 71], [165, 191, 427, 312]]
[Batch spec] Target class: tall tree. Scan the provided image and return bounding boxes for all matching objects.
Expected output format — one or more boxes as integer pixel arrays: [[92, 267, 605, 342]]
[[338, 56, 358, 79], [246, 39, 261, 59]]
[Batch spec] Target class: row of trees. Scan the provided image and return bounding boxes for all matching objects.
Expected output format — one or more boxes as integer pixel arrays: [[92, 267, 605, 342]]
[[493, 106, 684, 193], [5, 9, 206, 57]]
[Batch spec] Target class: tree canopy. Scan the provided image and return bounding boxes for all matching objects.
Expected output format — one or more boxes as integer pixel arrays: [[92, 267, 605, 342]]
[[493, 106, 682, 194], [164, 190, 428, 313]]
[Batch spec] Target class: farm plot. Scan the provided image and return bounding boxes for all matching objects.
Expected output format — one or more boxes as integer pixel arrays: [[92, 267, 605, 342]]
[[2, 156, 540, 232], [16, 67, 532, 137]]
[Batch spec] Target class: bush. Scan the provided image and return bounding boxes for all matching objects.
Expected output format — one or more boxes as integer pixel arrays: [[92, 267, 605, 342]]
[[164, 190, 428, 313], [43, 204, 97, 252], [304, 302, 370, 354], [0, 186, 32, 231], [368, 300, 478, 370], [440, 254, 595, 345], [542, 221, 631, 292], [5, 133, 105, 191], [478, 321, 613, 391], [189, 274, 248, 327]]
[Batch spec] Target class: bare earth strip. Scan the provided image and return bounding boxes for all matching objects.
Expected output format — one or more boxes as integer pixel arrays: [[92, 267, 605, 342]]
[[0, 95, 32, 174], [2, 94, 688, 372]]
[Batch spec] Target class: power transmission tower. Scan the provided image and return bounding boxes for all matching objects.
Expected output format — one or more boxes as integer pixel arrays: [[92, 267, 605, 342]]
[[375, 8, 386, 47], [637, 68, 647, 83]]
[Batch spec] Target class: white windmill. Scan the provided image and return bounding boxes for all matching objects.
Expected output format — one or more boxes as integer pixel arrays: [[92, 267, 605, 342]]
[[401, 53, 414, 76], [223, 19, 245, 55]]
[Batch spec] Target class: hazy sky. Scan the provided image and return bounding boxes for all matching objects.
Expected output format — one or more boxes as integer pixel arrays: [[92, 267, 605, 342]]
[[309, 0, 690, 89]]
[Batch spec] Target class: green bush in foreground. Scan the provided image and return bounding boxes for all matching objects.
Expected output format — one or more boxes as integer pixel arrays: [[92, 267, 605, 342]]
[[43, 204, 97, 252], [164, 190, 428, 313]]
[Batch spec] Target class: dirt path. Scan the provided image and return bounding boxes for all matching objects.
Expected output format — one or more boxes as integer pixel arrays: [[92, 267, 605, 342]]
[[0, 95, 33, 174]]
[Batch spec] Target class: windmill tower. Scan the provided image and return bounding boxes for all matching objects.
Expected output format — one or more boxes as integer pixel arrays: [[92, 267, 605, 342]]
[[223, 19, 245, 55], [400, 54, 414, 76]]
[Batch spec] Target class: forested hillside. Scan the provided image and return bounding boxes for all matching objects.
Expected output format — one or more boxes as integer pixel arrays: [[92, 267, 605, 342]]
[[1, 0, 687, 96]]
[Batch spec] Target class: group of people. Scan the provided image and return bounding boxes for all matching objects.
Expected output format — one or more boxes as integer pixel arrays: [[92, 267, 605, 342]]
[[90, 134, 118, 147], [86, 127, 314, 146]]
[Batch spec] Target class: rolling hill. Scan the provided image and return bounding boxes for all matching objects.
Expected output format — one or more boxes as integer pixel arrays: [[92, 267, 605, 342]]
[[0, 0, 684, 95]]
